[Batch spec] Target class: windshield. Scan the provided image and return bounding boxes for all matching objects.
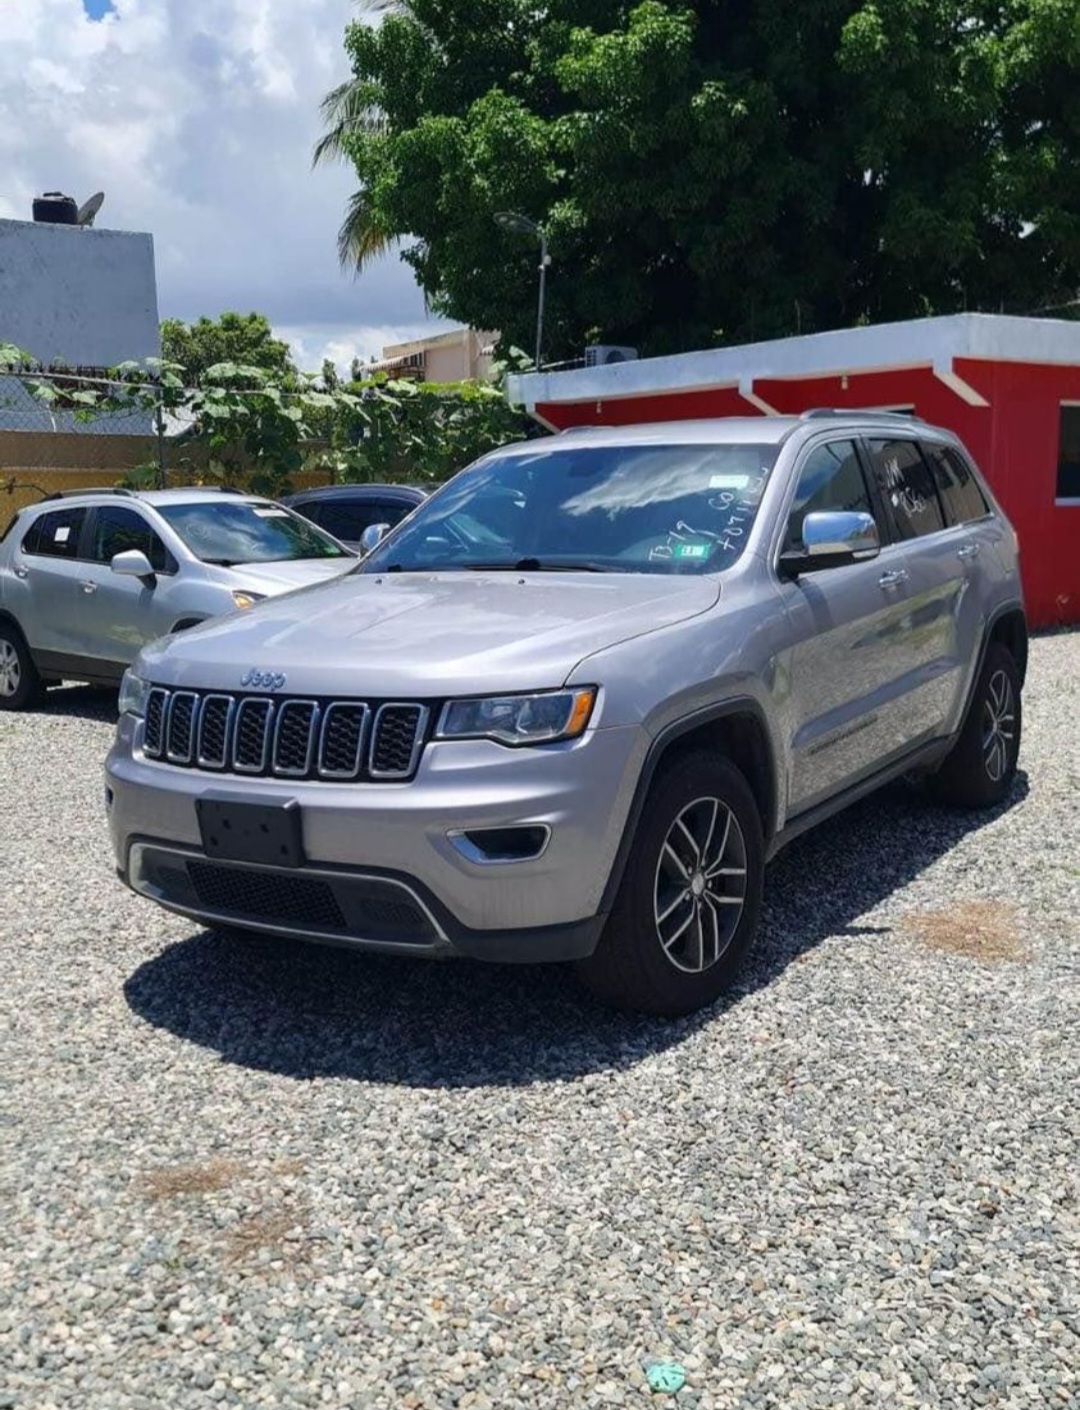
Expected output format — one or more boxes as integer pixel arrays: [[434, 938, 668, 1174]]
[[158, 500, 352, 565], [360, 441, 779, 575]]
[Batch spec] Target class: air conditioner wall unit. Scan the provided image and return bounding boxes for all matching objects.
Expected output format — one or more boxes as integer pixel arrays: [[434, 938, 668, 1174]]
[[584, 344, 639, 367]]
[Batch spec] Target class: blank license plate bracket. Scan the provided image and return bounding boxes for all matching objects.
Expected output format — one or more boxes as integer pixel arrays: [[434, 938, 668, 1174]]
[[196, 794, 305, 868]]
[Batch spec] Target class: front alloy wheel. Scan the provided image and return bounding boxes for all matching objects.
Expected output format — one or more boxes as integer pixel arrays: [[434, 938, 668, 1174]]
[[577, 752, 764, 1016], [654, 796, 748, 973]]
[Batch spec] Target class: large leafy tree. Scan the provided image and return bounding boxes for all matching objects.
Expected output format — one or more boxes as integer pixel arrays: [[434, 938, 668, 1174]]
[[160, 312, 296, 385], [319, 0, 1080, 358]]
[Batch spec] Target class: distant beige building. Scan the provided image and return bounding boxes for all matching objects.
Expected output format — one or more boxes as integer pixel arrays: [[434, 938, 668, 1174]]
[[367, 327, 499, 383]]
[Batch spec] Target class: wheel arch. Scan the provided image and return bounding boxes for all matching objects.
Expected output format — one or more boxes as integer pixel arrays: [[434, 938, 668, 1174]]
[[987, 605, 1027, 687], [599, 698, 780, 915], [0, 608, 29, 645]]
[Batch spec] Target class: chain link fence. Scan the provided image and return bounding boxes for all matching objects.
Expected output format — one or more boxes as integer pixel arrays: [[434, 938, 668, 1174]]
[[0, 354, 535, 534], [0, 368, 338, 533]]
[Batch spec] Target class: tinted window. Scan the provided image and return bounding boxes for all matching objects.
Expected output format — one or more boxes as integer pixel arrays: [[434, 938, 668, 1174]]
[[156, 501, 351, 565], [22, 507, 87, 559], [316, 499, 413, 543], [925, 445, 991, 524], [361, 443, 781, 576], [1057, 405, 1080, 500], [867, 440, 946, 539], [785, 440, 874, 551], [91, 505, 171, 572]]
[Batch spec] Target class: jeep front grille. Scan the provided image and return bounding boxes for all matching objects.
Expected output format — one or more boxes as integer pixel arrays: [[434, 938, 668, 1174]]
[[143, 688, 429, 783], [370, 704, 426, 777]]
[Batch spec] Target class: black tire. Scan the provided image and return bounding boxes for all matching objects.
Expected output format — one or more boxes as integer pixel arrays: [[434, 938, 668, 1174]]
[[577, 752, 764, 1017], [930, 641, 1021, 808], [0, 620, 46, 711]]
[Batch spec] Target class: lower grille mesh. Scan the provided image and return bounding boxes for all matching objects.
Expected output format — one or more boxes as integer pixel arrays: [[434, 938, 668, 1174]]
[[188, 862, 347, 930], [178, 859, 438, 945]]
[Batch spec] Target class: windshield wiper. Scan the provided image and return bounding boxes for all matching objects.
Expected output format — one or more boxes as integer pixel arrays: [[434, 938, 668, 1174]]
[[462, 558, 615, 573], [371, 558, 616, 574], [201, 557, 239, 567]]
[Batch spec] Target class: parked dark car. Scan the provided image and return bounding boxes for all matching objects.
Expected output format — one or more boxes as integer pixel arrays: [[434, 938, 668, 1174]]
[[281, 485, 427, 552]]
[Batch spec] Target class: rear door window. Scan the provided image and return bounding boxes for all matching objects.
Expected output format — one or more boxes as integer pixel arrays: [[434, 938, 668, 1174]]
[[925, 445, 991, 525], [21, 507, 88, 559], [866, 440, 946, 540]]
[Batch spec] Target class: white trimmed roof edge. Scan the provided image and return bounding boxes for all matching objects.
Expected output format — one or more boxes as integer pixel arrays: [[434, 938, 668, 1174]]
[[506, 312, 1080, 408]]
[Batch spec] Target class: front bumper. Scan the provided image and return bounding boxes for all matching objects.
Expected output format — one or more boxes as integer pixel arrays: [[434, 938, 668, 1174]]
[[105, 713, 646, 963]]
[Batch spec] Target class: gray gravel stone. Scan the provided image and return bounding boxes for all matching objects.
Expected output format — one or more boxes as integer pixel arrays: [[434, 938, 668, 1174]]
[[1, 636, 1078, 1409]]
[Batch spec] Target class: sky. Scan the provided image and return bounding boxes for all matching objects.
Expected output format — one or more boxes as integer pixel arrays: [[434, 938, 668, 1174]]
[[0, 0, 450, 373]]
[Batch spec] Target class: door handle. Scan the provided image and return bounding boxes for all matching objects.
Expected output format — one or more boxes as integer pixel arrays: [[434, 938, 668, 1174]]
[[13, 566, 28, 579], [81, 581, 98, 594], [956, 544, 980, 561], [878, 568, 908, 589]]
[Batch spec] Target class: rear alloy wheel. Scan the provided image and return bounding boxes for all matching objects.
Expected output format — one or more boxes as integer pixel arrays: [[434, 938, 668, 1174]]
[[578, 753, 764, 1016], [982, 667, 1017, 785], [0, 624, 45, 711], [930, 641, 1021, 808]]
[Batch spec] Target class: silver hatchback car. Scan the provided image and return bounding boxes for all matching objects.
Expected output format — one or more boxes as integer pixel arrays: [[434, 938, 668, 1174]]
[[0, 487, 355, 708], [105, 414, 1027, 1015]]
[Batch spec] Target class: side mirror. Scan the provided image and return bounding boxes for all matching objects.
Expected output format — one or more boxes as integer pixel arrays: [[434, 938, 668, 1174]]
[[780, 510, 880, 577], [359, 522, 391, 556], [111, 548, 156, 584]]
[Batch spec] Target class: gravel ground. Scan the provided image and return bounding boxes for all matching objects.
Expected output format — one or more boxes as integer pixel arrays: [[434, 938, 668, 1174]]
[[1, 632, 1078, 1410]]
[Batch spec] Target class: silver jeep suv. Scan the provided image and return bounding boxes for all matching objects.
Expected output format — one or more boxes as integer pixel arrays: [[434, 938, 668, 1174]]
[[0, 488, 355, 706], [105, 413, 1026, 1014]]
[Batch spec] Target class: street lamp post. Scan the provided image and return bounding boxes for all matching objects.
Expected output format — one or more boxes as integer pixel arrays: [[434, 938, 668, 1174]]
[[494, 211, 549, 372]]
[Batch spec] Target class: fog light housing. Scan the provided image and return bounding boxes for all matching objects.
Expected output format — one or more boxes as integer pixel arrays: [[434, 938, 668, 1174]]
[[449, 825, 551, 864]]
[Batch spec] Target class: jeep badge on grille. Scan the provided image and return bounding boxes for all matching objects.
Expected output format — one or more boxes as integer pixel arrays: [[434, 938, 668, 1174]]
[[240, 669, 287, 691]]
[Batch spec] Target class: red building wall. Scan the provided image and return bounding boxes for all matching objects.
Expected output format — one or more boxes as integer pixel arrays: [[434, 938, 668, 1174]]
[[536, 360, 1078, 628]]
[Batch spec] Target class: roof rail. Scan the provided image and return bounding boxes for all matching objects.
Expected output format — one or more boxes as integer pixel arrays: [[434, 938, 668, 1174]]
[[800, 407, 924, 423], [41, 486, 139, 502], [139, 484, 245, 495]]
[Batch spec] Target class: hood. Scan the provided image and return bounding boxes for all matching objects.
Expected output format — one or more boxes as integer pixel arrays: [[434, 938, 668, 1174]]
[[219, 558, 357, 596], [139, 569, 720, 697]]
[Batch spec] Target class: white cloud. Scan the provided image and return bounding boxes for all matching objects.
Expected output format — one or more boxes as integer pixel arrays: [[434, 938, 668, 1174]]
[[0, 0, 446, 371]]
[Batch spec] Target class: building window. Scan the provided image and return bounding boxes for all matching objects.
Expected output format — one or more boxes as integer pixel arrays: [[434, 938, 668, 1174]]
[[1057, 404, 1080, 501]]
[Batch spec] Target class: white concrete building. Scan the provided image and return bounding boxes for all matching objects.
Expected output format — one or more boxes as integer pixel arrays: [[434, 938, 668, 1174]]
[[367, 327, 499, 383], [0, 217, 160, 434]]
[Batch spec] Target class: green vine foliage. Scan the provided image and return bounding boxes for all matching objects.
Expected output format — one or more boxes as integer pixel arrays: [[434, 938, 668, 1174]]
[[0, 343, 534, 498]]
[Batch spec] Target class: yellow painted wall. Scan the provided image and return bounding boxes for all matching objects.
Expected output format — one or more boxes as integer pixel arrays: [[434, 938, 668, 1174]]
[[0, 431, 334, 533]]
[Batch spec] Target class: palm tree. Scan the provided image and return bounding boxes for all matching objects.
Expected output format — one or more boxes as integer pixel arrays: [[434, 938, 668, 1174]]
[[313, 3, 400, 271]]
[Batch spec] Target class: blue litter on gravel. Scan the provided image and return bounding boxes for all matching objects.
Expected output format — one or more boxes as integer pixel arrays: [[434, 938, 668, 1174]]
[[646, 1362, 687, 1393]]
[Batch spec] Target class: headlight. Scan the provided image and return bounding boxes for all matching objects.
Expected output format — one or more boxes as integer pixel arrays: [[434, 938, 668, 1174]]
[[435, 687, 597, 746], [232, 590, 267, 611], [119, 669, 152, 719]]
